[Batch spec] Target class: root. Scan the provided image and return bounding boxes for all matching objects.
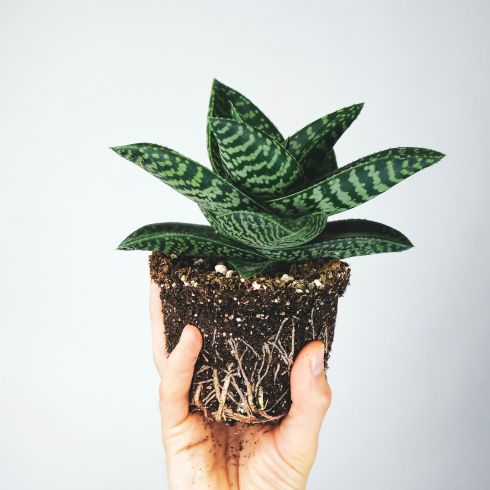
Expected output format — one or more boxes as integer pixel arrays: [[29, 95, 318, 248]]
[[190, 315, 329, 424], [216, 375, 231, 420]]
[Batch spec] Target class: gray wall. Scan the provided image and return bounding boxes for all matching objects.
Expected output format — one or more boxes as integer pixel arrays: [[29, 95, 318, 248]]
[[1, 0, 488, 488]]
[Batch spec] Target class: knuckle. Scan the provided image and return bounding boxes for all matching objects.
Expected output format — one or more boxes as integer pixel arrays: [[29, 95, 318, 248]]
[[315, 386, 332, 411]]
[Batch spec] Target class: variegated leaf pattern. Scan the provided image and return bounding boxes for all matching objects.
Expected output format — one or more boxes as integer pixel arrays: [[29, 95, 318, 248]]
[[210, 118, 304, 200], [111, 143, 263, 213], [207, 79, 283, 178], [209, 79, 283, 140], [261, 219, 413, 261], [286, 103, 363, 179], [118, 222, 265, 260], [266, 147, 445, 217], [115, 81, 445, 277], [208, 210, 328, 250], [229, 102, 244, 123]]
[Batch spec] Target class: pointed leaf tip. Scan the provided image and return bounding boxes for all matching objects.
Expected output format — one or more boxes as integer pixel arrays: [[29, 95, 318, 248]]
[[117, 238, 131, 250], [286, 102, 365, 180], [111, 145, 132, 155]]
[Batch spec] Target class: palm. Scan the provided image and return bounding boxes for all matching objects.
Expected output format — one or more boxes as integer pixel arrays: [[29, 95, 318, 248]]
[[163, 412, 309, 489]]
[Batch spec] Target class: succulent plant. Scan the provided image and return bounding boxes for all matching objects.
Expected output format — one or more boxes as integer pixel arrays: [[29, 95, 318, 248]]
[[112, 79, 444, 277]]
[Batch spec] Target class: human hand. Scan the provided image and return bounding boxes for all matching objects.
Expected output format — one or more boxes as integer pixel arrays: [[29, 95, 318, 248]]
[[150, 281, 332, 489]]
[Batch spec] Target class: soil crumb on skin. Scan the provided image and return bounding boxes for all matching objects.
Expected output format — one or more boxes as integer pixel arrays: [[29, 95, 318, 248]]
[[150, 253, 350, 425]]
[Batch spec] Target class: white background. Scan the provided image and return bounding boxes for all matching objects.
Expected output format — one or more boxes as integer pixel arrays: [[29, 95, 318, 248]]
[[1, 0, 489, 488]]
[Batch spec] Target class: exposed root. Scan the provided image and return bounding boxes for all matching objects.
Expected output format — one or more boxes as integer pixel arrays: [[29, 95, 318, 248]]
[[190, 314, 330, 424], [216, 364, 233, 420]]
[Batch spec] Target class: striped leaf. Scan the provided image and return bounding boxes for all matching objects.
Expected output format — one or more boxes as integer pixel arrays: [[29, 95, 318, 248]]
[[229, 102, 244, 123], [118, 222, 265, 261], [210, 118, 304, 200], [111, 143, 263, 213], [208, 79, 283, 140], [286, 104, 363, 179], [261, 219, 413, 261], [207, 79, 283, 178], [266, 147, 445, 217], [207, 210, 328, 250]]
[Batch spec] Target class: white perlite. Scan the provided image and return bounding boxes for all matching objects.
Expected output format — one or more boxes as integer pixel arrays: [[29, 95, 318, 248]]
[[214, 264, 228, 275], [251, 281, 261, 290], [225, 269, 234, 278], [280, 273, 294, 283], [313, 279, 325, 289]]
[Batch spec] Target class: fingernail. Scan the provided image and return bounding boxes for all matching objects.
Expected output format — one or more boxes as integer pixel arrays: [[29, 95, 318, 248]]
[[310, 350, 325, 376]]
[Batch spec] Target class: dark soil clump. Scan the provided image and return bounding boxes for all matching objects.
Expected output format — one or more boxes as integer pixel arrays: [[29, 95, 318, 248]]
[[150, 253, 350, 425]]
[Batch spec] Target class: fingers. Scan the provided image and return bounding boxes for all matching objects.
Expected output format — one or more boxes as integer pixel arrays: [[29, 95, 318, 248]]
[[159, 324, 203, 429], [150, 281, 167, 375], [275, 341, 331, 467]]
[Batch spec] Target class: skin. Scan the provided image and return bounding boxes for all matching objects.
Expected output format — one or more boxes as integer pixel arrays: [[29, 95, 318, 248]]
[[150, 281, 332, 489]]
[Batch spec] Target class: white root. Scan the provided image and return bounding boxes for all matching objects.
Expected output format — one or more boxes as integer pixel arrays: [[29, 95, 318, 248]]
[[191, 319, 331, 424]]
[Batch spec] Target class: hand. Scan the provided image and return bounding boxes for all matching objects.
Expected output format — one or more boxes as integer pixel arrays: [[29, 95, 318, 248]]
[[150, 281, 332, 489]]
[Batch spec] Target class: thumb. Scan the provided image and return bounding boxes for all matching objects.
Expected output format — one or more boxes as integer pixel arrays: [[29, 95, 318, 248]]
[[275, 341, 332, 468], [159, 324, 202, 430]]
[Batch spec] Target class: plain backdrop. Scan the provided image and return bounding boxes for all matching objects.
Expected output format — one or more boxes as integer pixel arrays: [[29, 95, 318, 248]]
[[1, 0, 489, 489]]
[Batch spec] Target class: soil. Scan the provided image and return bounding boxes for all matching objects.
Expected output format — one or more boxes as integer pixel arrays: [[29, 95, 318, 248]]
[[150, 253, 350, 425]]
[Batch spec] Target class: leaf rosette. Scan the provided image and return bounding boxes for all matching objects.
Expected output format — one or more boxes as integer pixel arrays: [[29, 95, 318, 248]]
[[112, 79, 444, 277]]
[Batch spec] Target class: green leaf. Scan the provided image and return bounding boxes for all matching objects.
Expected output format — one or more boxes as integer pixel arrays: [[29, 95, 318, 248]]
[[226, 258, 281, 278], [209, 118, 304, 200], [286, 103, 363, 179], [303, 148, 337, 183], [207, 79, 283, 178], [229, 102, 244, 123], [209, 79, 283, 139], [262, 219, 413, 261], [207, 210, 328, 250], [118, 222, 265, 261], [266, 147, 445, 217], [111, 143, 263, 213]]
